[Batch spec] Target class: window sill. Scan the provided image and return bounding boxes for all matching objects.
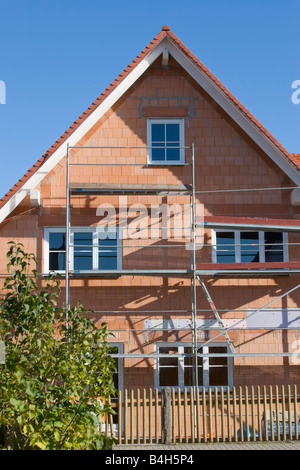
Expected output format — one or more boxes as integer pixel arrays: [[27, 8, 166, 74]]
[[147, 161, 186, 166]]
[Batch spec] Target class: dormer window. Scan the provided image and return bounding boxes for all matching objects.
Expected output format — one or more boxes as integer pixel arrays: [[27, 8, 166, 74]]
[[147, 119, 185, 165]]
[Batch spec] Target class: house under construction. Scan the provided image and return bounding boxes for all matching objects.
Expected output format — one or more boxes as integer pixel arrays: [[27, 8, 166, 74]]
[[1, 25, 300, 395]]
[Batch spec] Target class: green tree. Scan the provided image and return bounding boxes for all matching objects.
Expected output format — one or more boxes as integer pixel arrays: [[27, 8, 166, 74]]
[[0, 242, 116, 450]]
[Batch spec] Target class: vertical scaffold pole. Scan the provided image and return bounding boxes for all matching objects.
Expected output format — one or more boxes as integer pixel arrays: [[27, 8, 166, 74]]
[[65, 143, 70, 322], [191, 143, 198, 389]]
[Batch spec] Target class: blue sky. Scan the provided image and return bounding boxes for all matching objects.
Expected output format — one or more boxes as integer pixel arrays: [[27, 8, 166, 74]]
[[0, 0, 299, 198]]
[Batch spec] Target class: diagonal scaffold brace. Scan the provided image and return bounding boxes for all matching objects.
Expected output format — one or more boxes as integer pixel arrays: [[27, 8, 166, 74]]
[[197, 274, 235, 353]]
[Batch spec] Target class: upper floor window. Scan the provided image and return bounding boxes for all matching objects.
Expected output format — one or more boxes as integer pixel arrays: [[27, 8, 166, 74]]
[[44, 227, 122, 273], [147, 119, 185, 165], [212, 230, 288, 264]]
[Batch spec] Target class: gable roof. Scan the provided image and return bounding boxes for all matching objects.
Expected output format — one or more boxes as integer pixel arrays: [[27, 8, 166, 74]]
[[0, 25, 299, 223]]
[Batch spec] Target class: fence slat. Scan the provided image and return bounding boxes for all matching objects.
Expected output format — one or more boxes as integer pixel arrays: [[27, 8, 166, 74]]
[[227, 387, 232, 443], [294, 385, 298, 440], [220, 387, 225, 442], [263, 386, 268, 442], [196, 387, 200, 443], [239, 387, 244, 442], [190, 389, 195, 443], [208, 387, 213, 443], [137, 389, 140, 444], [149, 388, 152, 444], [288, 385, 292, 441], [155, 388, 159, 444], [257, 386, 262, 441], [215, 387, 219, 443], [130, 389, 134, 444], [245, 386, 249, 442], [251, 386, 256, 442], [143, 389, 146, 444], [124, 389, 128, 444], [202, 388, 207, 443], [269, 386, 274, 442], [275, 385, 280, 442], [282, 385, 286, 441], [233, 386, 237, 442], [172, 388, 176, 443], [184, 388, 188, 443], [178, 388, 182, 443]]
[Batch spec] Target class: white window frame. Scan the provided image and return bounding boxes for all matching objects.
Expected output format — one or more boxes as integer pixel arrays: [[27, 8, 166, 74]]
[[44, 227, 122, 273], [211, 229, 288, 264], [154, 341, 233, 391], [147, 118, 185, 165]]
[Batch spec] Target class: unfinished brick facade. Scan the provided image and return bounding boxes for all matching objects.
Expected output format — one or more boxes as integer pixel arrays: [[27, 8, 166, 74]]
[[1, 27, 300, 392]]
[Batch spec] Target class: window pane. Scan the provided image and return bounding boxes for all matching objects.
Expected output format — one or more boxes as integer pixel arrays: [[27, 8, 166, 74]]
[[184, 347, 193, 366], [209, 347, 227, 365], [74, 232, 93, 270], [159, 368, 178, 386], [99, 236, 118, 270], [209, 367, 228, 386], [166, 147, 180, 161], [216, 232, 235, 263], [159, 347, 178, 366], [183, 366, 203, 386], [265, 232, 284, 262], [99, 237, 117, 249], [49, 232, 66, 270], [152, 123, 165, 142], [49, 252, 65, 270], [166, 124, 179, 142], [184, 366, 194, 386], [184, 347, 203, 386], [151, 143, 165, 161], [98, 256, 117, 270], [208, 347, 228, 386], [241, 232, 259, 263], [49, 232, 65, 251], [158, 347, 178, 386]]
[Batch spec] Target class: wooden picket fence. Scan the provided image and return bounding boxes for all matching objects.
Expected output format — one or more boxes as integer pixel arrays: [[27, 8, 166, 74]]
[[103, 385, 300, 445]]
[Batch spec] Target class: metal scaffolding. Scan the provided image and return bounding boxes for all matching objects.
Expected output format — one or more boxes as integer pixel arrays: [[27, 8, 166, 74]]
[[63, 142, 300, 387]]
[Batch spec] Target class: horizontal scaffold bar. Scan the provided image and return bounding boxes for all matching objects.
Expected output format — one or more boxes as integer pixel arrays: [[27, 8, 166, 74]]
[[110, 352, 300, 358], [198, 215, 300, 232], [195, 269, 300, 276], [69, 182, 191, 195], [196, 262, 300, 274], [69, 269, 192, 276]]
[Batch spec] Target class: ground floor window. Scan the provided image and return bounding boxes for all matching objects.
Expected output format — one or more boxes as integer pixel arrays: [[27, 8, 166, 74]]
[[155, 342, 232, 390]]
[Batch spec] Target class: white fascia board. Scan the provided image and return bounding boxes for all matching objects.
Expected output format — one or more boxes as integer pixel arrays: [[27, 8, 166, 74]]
[[0, 38, 168, 224], [167, 40, 300, 186]]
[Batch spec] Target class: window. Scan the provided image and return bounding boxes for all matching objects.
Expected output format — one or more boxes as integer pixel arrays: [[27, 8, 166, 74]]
[[147, 119, 185, 165], [44, 227, 122, 273], [155, 343, 232, 389], [212, 230, 288, 264]]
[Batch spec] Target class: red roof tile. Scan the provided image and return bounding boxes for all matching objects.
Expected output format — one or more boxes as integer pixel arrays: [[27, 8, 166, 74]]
[[0, 26, 298, 211]]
